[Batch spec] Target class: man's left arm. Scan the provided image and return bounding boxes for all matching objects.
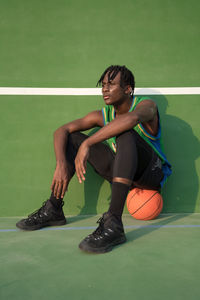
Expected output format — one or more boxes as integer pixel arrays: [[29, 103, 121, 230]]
[[75, 100, 157, 183]]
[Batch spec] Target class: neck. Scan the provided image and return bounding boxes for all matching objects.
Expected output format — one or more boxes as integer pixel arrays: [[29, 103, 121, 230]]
[[114, 95, 133, 116]]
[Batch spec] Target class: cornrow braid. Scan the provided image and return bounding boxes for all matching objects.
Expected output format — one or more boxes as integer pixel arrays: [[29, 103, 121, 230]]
[[96, 65, 135, 93]]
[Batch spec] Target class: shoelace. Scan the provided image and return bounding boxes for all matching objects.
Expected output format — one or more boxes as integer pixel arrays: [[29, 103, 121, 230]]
[[28, 201, 48, 219], [91, 216, 105, 237]]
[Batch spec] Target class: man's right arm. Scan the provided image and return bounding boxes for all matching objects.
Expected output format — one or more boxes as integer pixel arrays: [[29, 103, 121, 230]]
[[51, 110, 104, 199], [53, 110, 103, 165]]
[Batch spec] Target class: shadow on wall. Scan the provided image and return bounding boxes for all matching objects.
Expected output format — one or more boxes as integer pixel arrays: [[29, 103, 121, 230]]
[[79, 92, 200, 215], [153, 93, 200, 213]]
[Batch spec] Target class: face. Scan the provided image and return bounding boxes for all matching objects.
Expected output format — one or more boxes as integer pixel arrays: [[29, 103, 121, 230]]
[[102, 72, 130, 105]]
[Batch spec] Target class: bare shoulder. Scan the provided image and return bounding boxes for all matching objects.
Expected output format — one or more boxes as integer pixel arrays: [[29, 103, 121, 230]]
[[136, 99, 157, 110], [83, 110, 104, 127], [136, 99, 159, 135], [57, 110, 104, 134]]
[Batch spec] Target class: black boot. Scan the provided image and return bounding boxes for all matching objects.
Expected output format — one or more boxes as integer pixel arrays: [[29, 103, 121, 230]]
[[16, 199, 66, 231], [79, 212, 126, 254]]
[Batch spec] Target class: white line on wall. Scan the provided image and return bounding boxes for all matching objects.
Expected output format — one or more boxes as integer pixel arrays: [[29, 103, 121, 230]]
[[0, 87, 200, 95]]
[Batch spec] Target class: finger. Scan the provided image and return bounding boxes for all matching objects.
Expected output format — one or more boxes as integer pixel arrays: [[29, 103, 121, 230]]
[[80, 166, 86, 181], [77, 166, 84, 182], [76, 166, 82, 183], [77, 158, 86, 181], [80, 161, 86, 181], [51, 179, 55, 191], [56, 182, 63, 199], [61, 181, 68, 199], [83, 159, 87, 172], [53, 182, 59, 198], [75, 159, 82, 183]]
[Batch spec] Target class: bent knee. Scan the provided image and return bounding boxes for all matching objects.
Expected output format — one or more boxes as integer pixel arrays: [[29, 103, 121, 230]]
[[116, 130, 137, 144], [68, 132, 87, 146]]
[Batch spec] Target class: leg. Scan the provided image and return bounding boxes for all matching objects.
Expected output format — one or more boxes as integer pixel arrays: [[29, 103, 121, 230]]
[[79, 130, 163, 253], [79, 130, 142, 253], [16, 131, 115, 231], [108, 130, 150, 218], [16, 132, 89, 230], [49, 131, 115, 208], [65, 131, 115, 183], [109, 130, 163, 218]]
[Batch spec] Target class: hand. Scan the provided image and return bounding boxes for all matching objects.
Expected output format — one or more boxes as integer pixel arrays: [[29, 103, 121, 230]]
[[51, 162, 69, 199], [75, 142, 90, 183]]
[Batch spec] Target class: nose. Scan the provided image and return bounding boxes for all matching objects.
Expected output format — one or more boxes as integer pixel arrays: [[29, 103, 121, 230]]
[[102, 83, 109, 93]]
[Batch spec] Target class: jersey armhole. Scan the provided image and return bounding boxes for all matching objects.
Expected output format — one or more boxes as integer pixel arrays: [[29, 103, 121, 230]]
[[102, 108, 107, 126]]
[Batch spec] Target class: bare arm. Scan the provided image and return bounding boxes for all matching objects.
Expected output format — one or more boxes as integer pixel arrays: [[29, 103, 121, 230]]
[[75, 100, 158, 182], [53, 110, 104, 164], [81, 100, 157, 147], [51, 110, 103, 199]]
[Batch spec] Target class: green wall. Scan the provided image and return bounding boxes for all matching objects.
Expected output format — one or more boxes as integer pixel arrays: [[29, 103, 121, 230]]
[[0, 0, 199, 216], [0, 0, 199, 88], [0, 95, 200, 216]]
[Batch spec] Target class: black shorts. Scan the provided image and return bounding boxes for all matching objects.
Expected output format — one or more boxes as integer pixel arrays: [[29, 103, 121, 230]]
[[66, 131, 164, 191], [132, 149, 163, 190]]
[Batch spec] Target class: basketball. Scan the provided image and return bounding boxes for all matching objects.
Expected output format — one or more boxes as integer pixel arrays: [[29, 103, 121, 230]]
[[126, 188, 163, 220]]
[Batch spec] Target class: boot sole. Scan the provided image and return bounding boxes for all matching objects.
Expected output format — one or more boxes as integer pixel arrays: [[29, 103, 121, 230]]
[[79, 236, 127, 254], [16, 218, 67, 231]]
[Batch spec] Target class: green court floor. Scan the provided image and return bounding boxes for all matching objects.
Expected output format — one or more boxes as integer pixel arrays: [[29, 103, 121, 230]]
[[0, 0, 199, 299], [1, 214, 200, 300]]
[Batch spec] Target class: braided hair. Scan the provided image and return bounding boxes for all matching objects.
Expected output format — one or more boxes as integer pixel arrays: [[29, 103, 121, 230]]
[[97, 65, 135, 93]]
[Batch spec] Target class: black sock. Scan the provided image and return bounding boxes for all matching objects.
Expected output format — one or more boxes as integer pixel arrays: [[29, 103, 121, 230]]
[[49, 193, 63, 209], [108, 182, 130, 220]]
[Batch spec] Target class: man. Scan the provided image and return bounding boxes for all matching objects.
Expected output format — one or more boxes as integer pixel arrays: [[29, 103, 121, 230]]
[[16, 65, 172, 254]]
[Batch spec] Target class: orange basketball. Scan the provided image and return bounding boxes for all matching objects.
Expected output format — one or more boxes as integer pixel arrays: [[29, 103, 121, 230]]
[[127, 188, 163, 220]]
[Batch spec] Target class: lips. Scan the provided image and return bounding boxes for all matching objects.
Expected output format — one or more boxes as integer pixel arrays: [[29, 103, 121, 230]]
[[103, 95, 110, 100]]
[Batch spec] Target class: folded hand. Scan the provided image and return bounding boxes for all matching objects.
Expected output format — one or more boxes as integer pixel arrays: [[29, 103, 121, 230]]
[[51, 163, 69, 199]]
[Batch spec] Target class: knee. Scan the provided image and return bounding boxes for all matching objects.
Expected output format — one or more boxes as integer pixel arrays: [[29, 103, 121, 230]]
[[116, 130, 137, 145], [66, 132, 87, 157], [68, 132, 85, 145]]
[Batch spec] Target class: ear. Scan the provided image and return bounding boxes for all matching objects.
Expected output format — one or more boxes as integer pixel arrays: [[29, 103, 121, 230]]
[[125, 85, 133, 95]]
